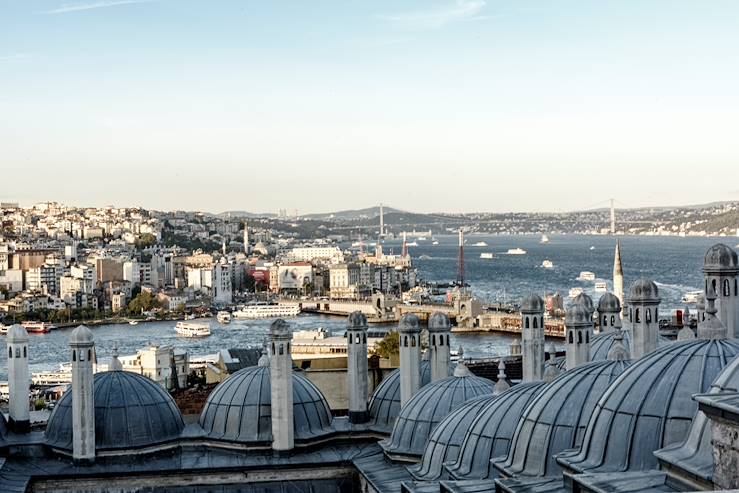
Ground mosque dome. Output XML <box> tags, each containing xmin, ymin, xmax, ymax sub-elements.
<box><xmin>590</xmin><ymin>330</ymin><xmax>632</xmax><ymax>361</ymax></box>
<box><xmin>627</xmin><ymin>279</ymin><xmax>660</xmax><ymax>303</ymax></box>
<box><xmin>597</xmin><ymin>292</ymin><xmax>621</xmax><ymax>313</ymax></box>
<box><xmin>566</xmin><ymin>303</ymin><xmax>592</xmax><ymax>326</ymax></box>
<box><xmin>521</xmin><ymin>293</ymin><xmax>545</xmax><ymax>313</ymax></box>
<box><xmin>573</xmin><ymin>293</ymin><xmax>594</xmax><ymax>313</ymax></box>
<box><xmin>409</xmin><ymin>394</ymin><xmax>496</xmax><ymax>480</ymax></box>
<box><xmin>557</xmin><ymin>338</ymin><xmax>739</xmax><ymax>475</ymax></box>
<box><xmin>45</xmin><ymin>371</ymin><xmax>184</xmax><ymax>453</ymax></box>
<box><xmin>428</xmin><ymin>312</ymin><xmax>451</xmax><ymax>332</ymax></box>
<box><xmin>199</xmin><ymin>364</ymin><xmax>333</xmax><ymax>445</ymax></box>
<box><xmin>398</xmin><ymin>314</ymin><xmax>421</xmax><ymax>333</ymax></box>
<box><xmin>347</xmin><ymin>311</ymin><xmax>368</xmax><ymax>329</ymax></box>
<box><xmin>703</xmin><ymin>243</ymin><xmax>739</xmax><ymax>274</ymax></box>
<box><xmin>380</xmin><ymin>366</ymin><xmax>495</xmax><ymax>460</ymax></box>
<box><xmin>69</xmin><ymin>324</ymin><xmax>93</xmax><ymax>344</ymax></box>
<box><xmin>446</xmin><ymin>382</ymin><xmax>546</xmax><ymax>480</ymax></box>
<box><xmin>6</xmin><ymin>324</ymin><xmax>29</xmax><ymax>343</ymax></box>
<box><xmin>495</xmin><ymin>359</ymin><xmax>630</xmax><ymax>478</ymax></box>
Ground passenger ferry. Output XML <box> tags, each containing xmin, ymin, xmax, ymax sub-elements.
<box><xmin>474</xmin><ymin>241</ymin><xmax>488</xmax><ymax>247</ymax></box>
<box><xmin>432</xmin><ymin>240</ymin><xmax>439</xmax><ymax>245</ymax></box>
<box><xmin>594</xmin><ymin>280</ymin><xmax>608</xmax><ymax>293</ymax></box>
<box><xmin>232</xmin><ymin>303</ymin><xmax>301</xmax><ymax>320</ymax></box>
<box><xmin>577</xmin><ymin>271</ymin><xmax>596</xmax><ymax>282</ymax></box>
<box><xmin>216</xmin><ymin>311</ymin><xmax>231</xmax><ymax>324</ymax></box>
<box><xmin>480</xmin><ymin>253</ymin><xmax>495</xmax><ymax>259</ymax></box>
<box><xmin>540</xmin><ymin>234</ymin><xmax>550</xmax><ymax>244</ymax></box>
<box><xmin>542</xmin><ymin>260</ymin><xmax>554</xmax><ymax>269</ymax></box>
<box><xmin>175</xmin><ymin>322</ymin><xmax>211</xmax><ymax>338</ymax></box>
<box><xmin>22</xmin><ymin>321</ymin><xmax>54</xmax><ymax>333</ymax></box>
<box><xmin>569</xmin><ymin>287</ymin><xmax>584</xmax><ymax>299</ymax></box>
<box><xmin>506</xmin><ymin>248</ymin><xmax>527</xmax><ymax>255</ymax></box>
<box><xmin>681</xmin><ymin>290</ymin><xmax>703</xmax><ymax>304</ymax></box>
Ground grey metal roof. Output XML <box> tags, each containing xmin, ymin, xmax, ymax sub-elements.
<box><xmin>380</xmin><ymin>372</ymin><xmax>495</xmax><ymax>460</ymax></box>
<box><xmin>572</xmin><ymin>293</ymin><xmax>594</xmax><ymax>313</ymax></box>
<box><xmin>45</xmin><ymin>370</ymin><xmax>184</xmax><ymax>452</ymax></box>
<box><xmin>199</xmin><ymin>365</ymin><xmax>333</xmax><ymax>444</ymax></box>
<box><xmin>445</xmin><ymin>382</ymin><xmax>546</xmax><ymax>480</ymax></box>
<box><xmin>521</xmin><ymin>293</ymin><xmax>544</xmax><ymax>313</ymax></box>
<box><xmin>494</xmin><ymin>359</ymin><xmax>630</xmax><ymax>478</ymax></box>
<box><xmin>409</xmin><ymin>394</ymin><xmax>496</xmax><ymax>480</ymax></box>
<box><xmin>590</xmin><ymin>329</ymin><xmax>633</xmax><ymax>361</ymax></box>
<box><xmin>557</xmin><ymin>338</ymin><xmax>739</xmax><ymax>475</ymax></box>
<box><xmin>596</xmin><ymin>292</ymin><xmax>621</xmax><ymax>313</ymax></box>
<box><xmin>224</xmin><ymin>348</ymin><xmax>262</xmax><ymax>374</ymax></box>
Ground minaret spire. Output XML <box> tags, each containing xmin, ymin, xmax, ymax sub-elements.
<box><xmin>613</xmin><ymin>241</ymin><xmax>624</xmax><ymax>310</ymax></box>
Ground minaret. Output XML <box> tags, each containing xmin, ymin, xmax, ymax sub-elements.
<box><xmin>521</xmin><ymin>293</ymin><xmax>545</xmax><ymax>382</ymax></box>
<box><xmin>243</xmin><ymin>221</ymin><xmax>250</xmax><ymax>254</ymax></box>
<box><xmin>398</xmin><ymin>314</ymin><xmax>422</xmax><ymax>407</ymax></box>
<box><xmin>703</xmin><ymin>244</ymin><xmax>739</xmax><ymax>338</ymax></box>
<box><xmin>70</xmin><ymin>325</ymin><xmax>95</xmax><ymax>464</ymax></box>
<box><xmin>613</xmin><ymin>241</ymin><xmax>624</xmax><ymax>310</ymax></box>
<box><xmin>222</xmin><ymin>240</ymin><xmax>227</xmax><ymax>256</ymax></box>
<box><xmin>597</xmin><ymin>292</ymin><xmax>621</xmax><ymax>333</ymax></box>
<box><xmin>698</xmin><ymin>286</ymin><xmax>727</xmax><ymax>340</ymax></box>
<box><xmin>457</xmin><ymin>230</ymin><xmax>465</xmax><ymax>286</ymax></box>
<box><xmin>697</xmin><ymin>293</ymin><xmax>706</xmax><ymax>324</ymax></box>
<box><xmin>269</xmin><ymin>319</ymin><xmax>294</xmax><ymax>452</ymax></box>
<box><xmin>7</xmin><ymin>324</ymin><xmax>30</xmax><ymax>433</ymax></box>
<box><xmin>379</xmin><ymin>203</ymin><xmax>385</xmax><ymax>237</ymax></box>
<box><xmin>402</xmin><ymin>232</ymin><xmax>408</xmax><ymax>258</ymax></box>
<box><xmin>565</xmin><ymin>303</ymin><xmax>592</xmax><ymax>370</ymax></box>
<box><xmin>427</xmin><ymin>312</ymin><xmax>451</xmax><ymax>382</ymax></box>
<box><xmin>346</xmin><ymin>311</ymin><xmax>369</xmax><ymax>423</ymax></box>
<box><xmin>626</xmin><ymin>279</ymin><xmax>661</xmax><ymax>360</ymax></box>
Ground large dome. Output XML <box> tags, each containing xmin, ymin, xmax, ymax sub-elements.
<box><xmin>409</xmin><ymin>394</ymin><xmax>496</xmax><ymax>480</ymax></box>
<box><xmin>703</xmin><ymin>243</ymin><xmax>739</xmax><ymax>274</ymax></box>
<box><xmin>199</xmin><ymin>365</ymin><xmax>333</xmax><ymax>445</ymax></box>
<box><xmin>380</xmin><ymin>367</ymin><xmax>494</xmax><ymax>460</ymax></box>
<box><xmin>558</xmin><ymin>338</ymin><xmax>739</xmax><ymax>475</ymax></box>
<box><xmin>495</xmin><ymin>360</ymin><xmax>630</xmax><ymax>479</ymax></box>
<box><xmin>446</xmin><ymin>382</ymin><xmax>547</xmax><ymax>480</ymax></box>
<box><xmin>45</xmin><ymin>371</ymin><xmax>184</xmax><ymax>453</ymax></box>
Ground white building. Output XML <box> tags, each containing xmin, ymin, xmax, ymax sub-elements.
<box><xmin>287</xmin><ymin>246</ymin><xmax>343</xmax><ymax>263</ymax></box>
<box><xmin>119</xmin><ymin>345</ymin><xmax>189</xmax><ymax>390</ymax></box>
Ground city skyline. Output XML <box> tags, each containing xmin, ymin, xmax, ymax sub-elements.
<box><xmin>3</xmin><ymin>0</ymin><xmax>739</xmax><ymax>212</ymax></box>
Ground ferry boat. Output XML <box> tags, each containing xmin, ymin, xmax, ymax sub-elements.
<box><xmin>22</xmin><ymin>321</ymin><xmax>54</xmax><ymax>333</ymax></box>
<box><xmin>589</xmin><ymin>246</ymin><xmax>596</xmax><ymax>250</ymax></box>
<box><xmin>418</xmin><ymin>237</ymin><xmax>427</xmax><ymax>241</ymax></box>
<box><xmin>128</xmin><ymin>320</ymin><xmax>139</xmax><ymax>326</ymax></box>
<box><xmin>216</xmin><ymin>311</ymin><xmax>231</xmax><ymax>324</ymax></box>
<box><xmin>594</xmin><ymin>280</ymin><xmax>608</xmax><ymax>292</ymax></box>
<box><xmin>232</xmin><ymin>303</ymin><xmax>301</xmax><ymax>320</ymax></box>
<box><xmin>569</xmin><ymin>287</ymin><xmax>584</xmax><ymax>299</ymax></box>
<box><xmin>432</xmin><ymin>240</ymin><xmax>439</xmax><ymax>245</ymax></box>
<box><xmin>474</xmin><ymin>241</ymin><xmax>488</xmax><ymax>247</ymax></box>
<box><xmin>175</xmin><ymin>321</ymin><xmax>211</xmax><ymax>338</ymax></box>
<box><xmin>540</xmin><ymin>234</ymin><xmax>550</xmax><ymax>244</ymax></box>
<box><xmin>542</xmin><ymin>260</ymin><xmax>554</xmax><ymax>269</ymax></box>
<box><xmin>506</xmin><ymin>248</ymin><xmax>527</xmax><ymax>255</ymax></box>
<box><xmin>406</xmin><ymin>241</ymin><xmax>419</xmax><ymax>247</ymax></box>
<box><xmin>577</xmin><ymin>271</ymin><xmax>596</xmax><ymax>282</ymax></box>
<box><xmin>681</xmin><ymin>290</ymin><xmax>703</xmax><ymax>304</ymax></box>
<box><xmin>480</xmin><ymin>253</ymin><xmax>495</xmax><ymax>259</ymax></box>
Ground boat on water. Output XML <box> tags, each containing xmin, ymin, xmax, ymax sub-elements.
<box><xmin>506</xmin><ymin>248</ymin><xmax>527</xmax><ymax>255</ymax></box>
<box><xmin>406</xmin><ymin>241</ymin><xmax>419</xmax><ymax>247</ymax></box>
<box><xmin>232</xmin><ymin>303</ymin><xmax>301</xmax><ymax>319</ymax></box>
<box><xmin>175</xmin><ymin>321</ymin><xmax>211</xmax><ymax>338</ymax></box>
<box><xmin>22</xmin><ymin>321</ymin><xmax>54</xmax><ymax>333</ymax></box>
<box><xmin>569</xmin><ymin>287</ymin><xmax>584</xmax><ymax>298</ymax></box>
<box><xmin>542</xmin><ymin>260</ymin><xmax>554</xmax><ymax>269</ymax></box>
<box><xmin>594</xmin><ymin>280</ymin><xmax>608</xmax><ymax>292</ymax></box>
<box><xmin>589</xmin><ymin>246</ymin><xmax>596</xmax><ymax>250</ymax></box>
<box><xmin>418</xmin><ymin>236</ymin><xmax>427</xmax><ymax>241</ymax></box>
<box><xmin>540</xmin><ymin>234</ymin><xmax>550</xmax><ymax>244</ymax></box>
<box><xmin>577</xmin><ymin>271</ymin><xmax>596</xmax><ymax>281</ymax></box>
<box><xmin>474</xmin><ymin>241</ymin><xmax>488</xmax><ymax>247</ymax></box>
<box><xmin>432</xmin><ymin>240</ymin><xmax>439</xmax><ymax>245</ymax></box>
<box><xmin>681</xmin><ymin>290</ymin><xmax>703</xmax><ymax>304</ymax></box>
<box><xmin>217</xmin><ymin>311</ymin><xmax>231</xmax><ymax>324</ymax></box>
<box><xmin>480</xmin><ymin>253</ymin><xmax>495</xmax><ymax>259</ymax></box>
<box><xmin>128</xmin><ymin>320</ymin><xmax>139</xmax><ymax>326</ymax></box>
<box><xmin>418</xmin><ymin>255</ymin><xmax>432</xmax><ymax>260</ymax></box>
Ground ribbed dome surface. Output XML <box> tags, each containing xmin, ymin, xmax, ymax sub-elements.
<box><xmin>628</xmin><ymin>279</ymin><xmax>660</xmax><ymax>302</ymax></box>
<box><xmin>590</xmin><ymin>330</ymin><xmax>633</xmax><ymax>361</ymax></box>
<box><xmin>446</xmin><ymin>382</ymin><xmax>546</xmax><ymax>480</ymax></box>
<box><xmin>573</xmin><ymin>293</ymin><xmax>594</xmax><ymax>313</ymax></box>
<box><xmin>521</xmin><ymin>293</ymin><xmax>544</xmax><ymax>313</ymax></box>
<box><xmin>199</xmin><ymin>365</ymin><xmax>333</xmax><ymax>444</ymax></box>
<box><xmin>558</xmin><ymin>338</ymin><xmax>739</xmax><ymax>474</ymax></box>
<box><xmin>703</xmin><ymin>243</ymin><xmax>739</xmax><ymax>273</ymax></box>
<box><xmin>597</xmin><ymin>292</ymin><xmax>621</xmax><ymax>313</ymax></box>
<box><xmin>495</xmin><ymin>360</ymin><xmax>630</xmax><ymax>478</ymax></box>
<box><xmin>565</xmin><ymin>303</ymin><xmax>591</xmax><ymax>326</ymax></box>
<box><xmin>409</xmin><ymin>394</ymin><xmax>496</xmax><ymax>480</ymax></box>
<box><xmin>381</xmin><ymin>372</ymin><xmax>495</xmax><ymax>459</ymax></box>
<box><xmin>45</xmin><ymin>371</ymin><xmax>184</xmax><ymax>452</ymax></box>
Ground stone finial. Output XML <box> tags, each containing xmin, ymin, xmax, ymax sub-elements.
<box><xmin>458</xmin><ymin>346</ymin><xmax>464</xmax><ymax>360</ymax></box>
<box><xmin>494</xmin><ymin>360</ymin><xmax>511</xmax><ymax>395</ymax></box>
<box><xmin>509</xmin><ymin>339</ymin><xmax>521</xmax><ymax>356</ymax></box>
<box><xmin>258</xmin><ymin>348</ymin><xmax>269</xmax><ymax>367</ymax></box>
<box><xmin>453</xmin><ymin>360</ymin><xmax>472</xmax><ymax>377</ymax></box>
<box><xmin>698</xmin><ymin>286</ymin><xmax>727</xmax><ymax>340</ymax></box>
<box><xmin>110</xmin><ymin>346</ymin><xmax>123</xmax><ymax>371</ymax></box>
<box><xmin>607</xmin><ymin>328</ymin><xmax>630</xmax><ymax>361</ymax></box>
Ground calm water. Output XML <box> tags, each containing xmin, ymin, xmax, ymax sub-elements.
<box><xmin>1</xmin><ymin>234</ymin><xmax>734</xmax><ymax>379</ymax></box>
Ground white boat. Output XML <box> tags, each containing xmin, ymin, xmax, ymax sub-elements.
<box><xmin>22</xmin><ymin>321</ymin><xmax>54</xmax><ymax>333</ymax></box>
<box><xmin>418</xmin><ymin>255</ymin><xmax>432</xmax><ymax>260</ymax></box>
<box><xmin>595</xmin><ymin>280</ymin><xmax>608</xmax><ymax>292</ymax></box>
<box><xmin>480</xmin><ymin>253</ymin><xmax>494</xmax><ymax>259</ymax></box>
<box><xmin>232</xmin><ymin>303</ymin><xmax>301</xmax><ymax>319</ymax></box>
<box><xmin>540</xmin><ymin>234</ymin><xmax>550</xmax><ymax>244</ymax></box>
<box><xmin>128</xmin><ymin>320</ymin><xmax>139</xmax><ymax>326</ymax></box>
<box><xmin>577</xmin><ymin>271</ymin><xmax>596</xmax><ymax>281</ymax></box>
<box><xmin>432</xmin><ymin>240</ymin><xmax>439</xmax><ymax>245</ymax></box>
<box><xmin>681</xmin><ymin>290</ymin><xmax>703</xmax><ymax>304</ymax></box>
<box><xmin>216</xmin><ymin>311</ymin><xmax>231</xmax><ymax>324</ymax></box>
<box><xmin>569</xmin><ymin>287</ymin><xmax>584</xmax><ymax>298</ymax></box>
<box><xmin>418</xmin><ymin>237</ymin><xmax>427</xmax><ymax>241</ymax></box>
<box><xmin>175</xmin><ymin>321</ymin><xmax>211</xmax><ymax>338</ymax></box>
<box><xmin>542</xmin><ymin>260</ymin><xmax>554</xmax><ymax>269</ymax></box>
<box><xmin>506</xmin><ymin>248</ymin><xmax>527</xmax><ymax>255</ymax></box>
<box><xmin>589</xmin><ymin>246</ymin><xmax>596</xmax><ymax>250</ymax></box>
<box><xmin>474</xmin><ymin>241</ymin><xmax>488</xmax><ymax>247</ymax></box>
<box><xmin>407</xmin><ymin>241</ymin><xmax>419</xmax><ymax>247</ymax></box>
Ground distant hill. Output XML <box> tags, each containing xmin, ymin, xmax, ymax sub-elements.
<box><xmin>303</xmin><ymin>206</ymin><xmax>404</xmax><ymax>221</ymax></box>
<box><xmin>216</xmin><ymin>211</ymin><xmax>276</xmax><ymax>219</ymax></box>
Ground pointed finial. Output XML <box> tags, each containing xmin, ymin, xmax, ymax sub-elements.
<box><xmin>494</xmin><ymin>359</ymin><xmax>511</xmax><ymax>395</ymax></box>
<box><xmin>110</xmin><ymin>346</ymin><xmax>123</xmax><ymax>371</ymax></box>
<box><xmin>497</xmin><ymin>359</ymin><xmax>507</xmax><ymax>378</ymax></box>
<box><xmin>453</xmin><ymin>360</ymin><xmax>472</xmax><ymax>377</ymax></box>
<box><xmin>607</xmin><ymin>327</ymin><xmax>630</xmax><ymax>361</ymax></box>
<box><xmin>458</xmin><ymin>345</ymin><xmax>464</xmax><ymax>360</ymax></box>
<box><xmin>697</xmin><ymin>285</ymin><xmax>726</xmax><ymax>340</ymax></box>
<box><xmin>258</xmin><ymin>347</ymin><xmax>270</xmax><ymax>367</ymax></box>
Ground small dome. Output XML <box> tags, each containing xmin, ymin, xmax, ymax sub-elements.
<box><xmin>347</xmin><ymin>311</ymin><xmax>368</xmax><ymax>329</ymax></box>
<box><xmin>45</xmin><ymin>371</ymin><xmax>184</xmax><ymax>452</ymax></box>
<box><xmin>199</xmin><ymin>365</ymin><xmax>333</xmax><ymax>445</ymax></box>
<box><xmin>398</xmin><ymin>314</ymin><xmax>421</xmax><ymax>333</ymax></box>
<box><xmin>446</xmin><ymin>382</ymin><xmax>547</xmax><ymax>480</ymax></box>
<box><xmin>573</xmin><ymin>293</ymin><xmax>594</xmax><ymax>313</ymax></box>
<box><xmin>703</xmin><ymin>243</ymin><xmax>739</xmax><ymax>273</ymax></box>
<box><xmin>566</xmin><ymin>303</ymin><xmax>592</xmax><ymax>326</ymax></box>
<box><xmin>558</xmin><ymin>338</ymin><xmax>739</xmax><ymax>475</ymax></box>
<box><xmin>381</xmin><ymin>373</ymin><xmax>495</xmax><ymax>459</ymax></box>
<box><xmin>269</xmin><ymin>318</ymin><xmax>291</xmax><ymax>338</ymax></box>
<box><xmin>495</xmin><ymin>360</ymin><xmax>630</xmax><ymax>478</ymax></box>
<box><xmin>409</xmin><ymin>394</ymin><xmax>495</xmax><ymax>480</ymax></box>
<box><xmin>590</xmin><ymin>329</ymin><xmax>632</xmax><ymax>361</ymax></box>
<box><xmin>6</xmin><ymin>324</ymin><xmax>28</xmax><ymax>343</ymax></box>
<box><xmin>428</xmin><ymin>312</ymin><xmax>451</xmax><ymax>332</ymax></box>
<box><xmin>521</xmin><ymin>293</ymin><xmax>545</xmax><ymax>313</ymax></box>
<box><xmin>597</xmin><ymin>292</ymin><xmax>621</xmax><ymax>313</ymax></box>
<box><xmin>69</xmin><ymin>324</ymin><xmax>93</xmax><ymax>344</ymax></box>
<box><xmin>627</xmin><ymin>279</ymin><xmax>660</xmax><ymax>303</ymax></box>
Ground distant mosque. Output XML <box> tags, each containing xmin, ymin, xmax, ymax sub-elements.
<box><xmin>1</xmin><ymin>243</ymin><xmax>739</xmax><ymax>492</ymax></box>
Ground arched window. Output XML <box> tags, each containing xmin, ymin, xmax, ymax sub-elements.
<box><xmin>287</xmin><ymin>342</ymin><xmax>291</xmax><ymax>351</ymax></box>
<box><xmin>411</xmin><ymin>336</ymin><xmax>416</xmax><ymax>347</ymax></box>
<box><xmin>568</xmin><ymin>332</ymin><xmax>573</xmax><ymax>343</ymax></box>
<box><xmin>363</xmin><ymin>334</ymin><xmax>366</xmax><ymax>343</ymax></box>
<box><xmin>735</xmin><ymin>278</ymin><xmax>738</xmax><ymax>296</ymax></box>
<box><xmin>279</xmin><ymin>344</ymin><xmax>284</xmax><ymax>355</ymax></box>
<box><xmin>534</xmin><ymin>317</ymin><xmax>539</xmax><ymax>328</ymax></box>
<box><xmin>525</xmin><ymin>317</ymin><xmax>530</xmax><ymax>329</ymax></box>
<box><xmin>8</xmin><ymin>347</ymin><xmax>12</xmax><ymax>358</ymax></box>
<box><xmin>603</xmin><ymin>315</ymin><xmax>608</xmax><ymax>326</ymax></box>
<box><xmin>629</xmin><ymin>308</ymin><xmax>633</xmax><ymax>322</ymax></box>
<box><xmin>635</xmin><ymin>308</ymin><xmax>641</xmax><ymax>323</ymax></box>
<box><xmin>440</xmin><ymin>336</ymin><xmax>444</xmax><ymax>346</ymax></box>
<box><xmin>446</xmin><ymin>335</ymin><xmax>450</xmax><ymax>345</ymax></box>
<box><xmin>712</xmin><ymin>279</ymin><xmax>717</xmax><ymax>293</ymax></box>
<box><xmin>611</xmin><ymin>315</ymin><xmax>615</xmax><ymax>325</ymax></box>
<box><xmin>586</xmin><ymin>331</ymin><xmax>590</xmax><ymax>343</ymax></box>
<box><xmin>88</xmin><ymin>349</ymin><xmax>92</xmax><ymax>361</ymax></box>
<box><xmin>272</xmin><ymin>342</ymin><xmax>275</xmax><ymax>354</ymax></box>
<box><xmin>23</xmin><ymin>346</ymin><xmax>26</xmax><ymax>358</ymax></box>
<box><xmin>646</xmin><ymin>308</ymin><xmax>652</xmax><ymax>323</ymax></box>
<box><xmin>404</xmin><ymin>336</ymin><xmax>408</xmax><ymax>347</ymax></box>
<box><xmin>72</xmin><ymin>350</ymin><xmax>76</xmax><ymax>362</ymax></box>
<box><xmin>724</xmin><ymin>279</ymin><xmax>731</xmax><ymax>297</ymax></box>
<box><xmin>349</xmin><ymin>334</ymin><xmax>353</xmax><ymax>344</ymax></box>
<box><xmin>432</xmin><ymin>335</ymin><xmax>436</xmax><ymax>346</ymax></box>
<box><xmin>578</xmin><ymin>331</ymin><xmax>583</xmax><ymax>344</ymax></box>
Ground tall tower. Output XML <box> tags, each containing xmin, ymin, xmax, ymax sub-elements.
<box><xmin>613</xmin><ymin>241</ymin><xmax>624</xmax><ymax>309</ymax></box>
<box><xmin>610</xmin><ymin>198</ymin><xmax>616</xmax><ymax>235</ymax></box>
<box><xmin>457</xmin><ymin>230</ymin><xmax>465</xmax><ymax>286</ymax></box>
<box><xmin>626</xmin><ymin>279</ymin><xmax>661</xmax><ymax>359</ymax></box>
<box><xmin>7</xmin><ymin>324</ymin><xmax>30</xmax><ymax>433</ymax></box>
<box><xmin>703</xmin><ymin>244</ymin><xmax>739</xmax><ymax>338</ymax></box>
<box><xmin>379</xmin><ymin>203</ymin><xmax>385</xmax><ymax>237</ymax></box>
<box><xmin>428</xmin><ymin>312</ymin><xmax>451</xmax><ymax>382</ymax></box>
<box><xmin>269</xmin><ymin>319</ymin><xmax>294</xmax><ymax>452</ymax></box>
<box><xmin>346</xmin><ymin>312</ymin><xmax>369</xmax><ymax>423</ymax></box>
<box><xmin>402</xmin><ymin>231</ymin><xmax>408</xmax><ymax>258</ymax></box>
<box><xmin>243</xmin><ymin>221</ymin><xmax>250</xmax><ymax>254</ymax></box>
<box><xmin>70</xmin><ymin>325</ymin><xmax>95</xmax><ymax>464</ymax></box>
<box><xmin>565</xmin><ymin>303</ymin><xmax>592</xmax><ymax>370</ymax></box>
<box><xmin>398</xmin><ymin>314</ymin><xmax>422</xmax><ymax>407</ymax></box>
<box><xmin>521</xmin><ymin>293</ymin><xmax>545</xmax><ymax>382</ymax></box>
<box><xmin>597</xmin><ymin>292</ymin><xmax>621</xmax><ymax>333</ymax></box>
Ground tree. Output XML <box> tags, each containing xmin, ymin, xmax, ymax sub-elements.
<box><xmin>127</xmin><ymin>291</ymin><xmax>160</xmax><ymax>315</ymax></box>
<box><xmin>135</xmin><ymin>233</ymin><xmax>157</xmax><ymax>249</ymax></box>
<box><xmin>372</xmin><ymin>331</ymin><xmax>400</xmax><ymax>359</ymax></box>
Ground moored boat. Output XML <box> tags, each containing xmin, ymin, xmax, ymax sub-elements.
<box><xmin>232</xmin><ymin>303</ymin><xmax>301</xmax><ymax>320</ymax></box>
<box><xmin>480</xmin><ymin>253</ymin><xmax>494</xmax><ymax>259</ymax></box>
<box><xmin>217</xmin><ymin>311</ymin><xmax>231</xmax><ymax>324</ymax></box>
<box><xmin>681</xmin><ymin>290</ymin><xmax>703</xmax><ymax>304</ymax></box>
<box><xmin>577</xmin><ymin>271</ymin><xmax>596</xmax><ymax>281</ymax></box>
<box><xmin>22</xmin><ymin>321</ymin><xmax>54</xmax><ymax>333</ymax></box>
<box><xmin>540</xmin><ymin>234</ymin><xmax>550</xmax><ymax>244</ymax></box>
<box><xmin>594</xmin><ymin>280</ymin><xmax>608</xmax><ymax>292</ymax></box>
<box><xmin>175</xmin><ymin>321</ymin><xmax>211</xmax><ymax>338</ymax></box>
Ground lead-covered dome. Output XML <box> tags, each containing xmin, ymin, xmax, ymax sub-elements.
<box><xmin>380</xmin><ymin>366</ymin><xmax>494</xmax><ymax>460</ymax></box>
<box><xmin>495</xmin><ymin>360</ymin><xmax>630</xmax><ymax>479</ymax></box>
<box><xmin>628</xmin><ymin>279</ymin><xmax>660</xmax><ymax>302</ymax></box>
<box><xmin>597</xmin><ymin>292</ymin><xmax>621</xmax><ymax>313</ymax></box>
<box><xmin>590</xmin><ymin>329</ymin><xmax>632</xmax><ymax>361</ymax></box>
<box><xmin>199</xmin><ymin>365</ymin><xmax>333</xmax><ymax>445</ymax></box>
<box><xmin>521</xmin><ymin>293</ymin><xmax>545</xmax><ymax>313</ymax></box>
<box><xmin>428</xmin><ymin>312</ymin><xmax>451</xmax><ymax>332</ymax></box>
<box><xmin>446</xmin><ymin>382</ymin><xmax>546</xmax><ymax>480</ymax></box>
<box><xmin>566</xmin><ymin>303</ymin><xmax>592</xmax><ymax>326</ymax></box>
<box><xmin>558</xmin><ymin>338</ymin><xmax>739</xmax><ymax>475</ymax></box>
<box><xmin>703</xmin><ymin>243</ymin><xmax>739</xmax><ymax>274</ymax></box>
<box><xmin>46</xmin><ymin>371</ymin><xmax>184</xmax><ymax>453</ymax></box>
<box><xmin>573</xmin><ymin>293</ymin><xmax>594</xmax><ymax>314</ymax></box>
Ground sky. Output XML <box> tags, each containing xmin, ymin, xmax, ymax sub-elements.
<box><xmin>1</xmin><ymin>0</ymin><xmax>738</xmax><ymax>214</ymax></box>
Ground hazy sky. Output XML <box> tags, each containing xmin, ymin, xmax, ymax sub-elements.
<box><xmin>2</xmin><ymin>1</ymin><xmax>738</xmax><ymax>214</ymax></box>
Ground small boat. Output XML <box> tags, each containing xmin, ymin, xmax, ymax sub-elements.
<box><xmin>681</xmin><ymin>290</ymin><xmax>703</xmax><ymax>304</ymax></box>
<box><xmin>569</xmin><ymin>287</ymin><xmax>584</xmax><ymax>299</ymax></box>
<box><xmin>474</xmin><ymin>241</ymin><xmax>488</xmax><ymax>247</ymax></box>
<box><xmin>589</xmin><ymin>246</ymin><xmax>596</xmax><ymax>250</ymax></box>
<box><xmin>577</xmin><ymin>271</ymin><xmax>596</xmax><ymax>282</ymax></box>
<box><xmin>418</xmin><ymin>255</ymin><xmax>432</xmax><ymax>260</ymax></box>
<box><xmin>22</xmin><ymin>321</ymin><xmax>54</xmax><ymax>333</ymax></box>
<box><xmin>175</xmin><ymin>321</ymin><xmax>211</xmax><ymax>338</ymax></box>
<box><xmin>506</xmin><ymin>248</ymin><xmax>527</xmax><ymax>255</ymax></box>
<box><xmin>594</xmin><ymin>280</ymin><xmax>608</xmax><ymax>292</ymax></box>
<box><xmin>217</xmin><ymin>311</ymin><xmax>231</xmax><ymax>324</ymax></box>
<box><xmin>432</xmin><ymin>240</ymin><xmax>439</xmax><ymax>245</ymax></box>
<box><xmin>407</xmin><ymin>241</ymin><xmax>419</xmax><ymax>247</ymax></box>
<box><xmin>540</xmin><ymin>234</ymin><xmax>550</xmax><ymax>244</ymax></box>
<box><xmin>480</xmin><ymin>253</ymin><xmax>494</xmax><ymax>259</ymax></box>
<box><xmin>128</xmin><ymin>320</ymin><xmax>139</xmax><ymax>326</ymax></box>
<box><xmin>542</xmin><ymin>260</ymin><xmax>554</xmax><ymax>269</ymax></box>
<box><xmin>418</xmin><ymin>237</ymin><xmax>427</xmax><ymax>241</ymax></box>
